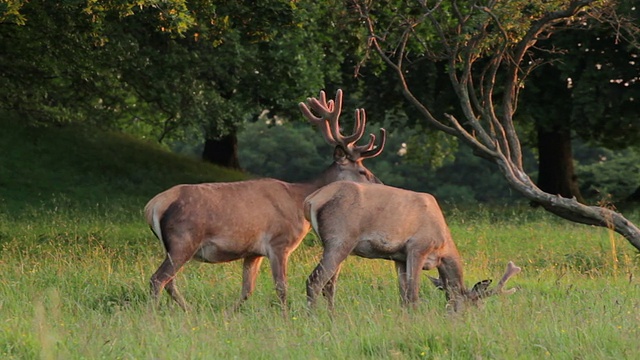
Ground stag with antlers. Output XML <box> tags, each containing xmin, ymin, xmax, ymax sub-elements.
<box><xmin>304</xmin><ymin>181</ymin><xmax>521</xmax><ymax>311</ymax></box>
<box><xmin>144</xmin><ymin>90</ymin><xmax>386</xmax><ymax>312</ymax></box>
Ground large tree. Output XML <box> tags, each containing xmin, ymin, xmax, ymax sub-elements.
<box><xmin>519</xmin><ymin>0</ymin><xmax>640</xmax><ymax>202</ymax></box>
<box><xmin>0</xmin><ymin>1</ymin><xmax>345</xmax><ymax>168</ymax></box>
<box><xmin>354</xmin><ymin>0</ymin><xmax>640</xmax><ymax>250</ymax></box>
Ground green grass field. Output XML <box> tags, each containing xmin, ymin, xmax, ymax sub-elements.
<box><xmin>1</xmin><ymin>116</ymin><xmax>639</xmax><ymax>359</ymax></box>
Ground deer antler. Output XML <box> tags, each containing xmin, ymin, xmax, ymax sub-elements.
<box><xmin>350</xmin><ymin>108</ymin><xmax>387</xmax><ymax>159</ymax></box>
<box><xmin>298</xmin><ymin>90</ymin><xmax>341</xmax><ymax>146</ymax></box>
<box><xmin>299</xmin><ymin>89</ymin><xmax>386</xmax><ymax>160</ymax></box>
<box><xmin>481</xmin><ymin>261</ymin><xmax>522</xmax><ymax>298</ymax></box>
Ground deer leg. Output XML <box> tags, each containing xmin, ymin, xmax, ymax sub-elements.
<box><xmin>268</xmin><ymin>252</ymin><xmax>290</xmax><ymax>311</ymax></box>
<box><xmin>307</xmin><ymin>246</ymin><xmax>350</xmax><ymax>309</ymax></box>
<box><xmin>395</xmin><ymin>261</ymin><xmax>409</xmax><ymax>306</ymax></box>
<box><xmin>150</xmin><ymin>253</ymin><xmax>192</xmax><ymax>311</ymax></box>
<box><xmin>232</xmin><ymin>255</ymin><xmax>264</xmax><ymax>311</ymax></box>
<box><xmin>405</xmin><ymin>252</ymin><xmax>426</xmax><ymax>306</ymax></box>
<box><xmin>321</xmin><ymin>263</ymin><xmax>343</xmax><ymax>312</ymax></box>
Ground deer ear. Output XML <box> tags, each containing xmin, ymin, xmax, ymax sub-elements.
<box><xmin>471</xmin><ymin>279</ymin><xmax>492</xmax><ymax>296</ymax></box>
<box><xmin>333</xmin><ymin>146</ymin><xmax>348</xmax><ymax>163</ymax></box>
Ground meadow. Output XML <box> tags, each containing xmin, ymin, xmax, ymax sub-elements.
<box><xmin>1</xmin><ymin>203</ymin><xmax>639</xmax><ymax>359</ymax></box>
<box><xmin>1</xmin><ymin>118</ymin><xmax>639</xmax><ymax>359</ymax></box>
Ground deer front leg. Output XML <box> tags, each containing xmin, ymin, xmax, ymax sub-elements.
<box><xmin>232</xmin><ymin>255</ymin><xmax>264</xmax><ymax>312</ymax></box>
<box><xmin>404</xmin><ymin>252</ymin><xmax>427</xmax><ymax>306</ymax></box>
<box><xmin>395</xmin><ymin>261</ymin><xmax>409</xmax><ymax>306</ymax></box>
<box><xmin>268</xmin><ymin>251</ymin><xmax>290</xmax><ymax>312</ymax></box>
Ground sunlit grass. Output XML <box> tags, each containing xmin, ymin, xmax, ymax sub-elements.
<box><xmin>1</xmin><ymin>205</ymin><xmax>639</xmax><ymax>359</ymax></box>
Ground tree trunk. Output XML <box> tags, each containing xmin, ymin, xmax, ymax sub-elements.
<box><xmin>536</xmin><ymin>127</ymin><xmax>585</xmax><ymax>203</ymax></box>
<box><xmin>202</xmin><ymin>132</ymin><xmax>241</xmax><ymax>170</ymax></box>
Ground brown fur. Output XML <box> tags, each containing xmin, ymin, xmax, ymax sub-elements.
<box><xmin>304</xmin><ymin>181</ymin><xmax>519</xmax><ymax>311</ymax></box>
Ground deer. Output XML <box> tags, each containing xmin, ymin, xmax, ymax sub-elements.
<box><xmin>303</xmin><ymin>181</ymin><xmax>521</xmax><ymax>312</ymax></box>
<box><xmin>144</xmin><ymin>89</ymin><xmax>387</xmax><ymax>312</ymax></box>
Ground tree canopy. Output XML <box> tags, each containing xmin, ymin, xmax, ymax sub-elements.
<box><xmin>0</xmin><ymin>0</ymin><xmax>349</xmax><ymax>144</ymax></box>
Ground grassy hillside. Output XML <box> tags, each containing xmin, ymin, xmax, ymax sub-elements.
<box><xmin>0</xmin><ymin>115</ymin><xmax>246</xmax><ymax>216</ymax></box>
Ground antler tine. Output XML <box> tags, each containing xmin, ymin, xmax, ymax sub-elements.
<box><xmin>299</xmin><ymin>90</ymin><xmax>339</xmax><ymax>146</ymax></box>
<box><xmin>486</xmin><ymin>261</ymin><xmax>521</xmax><ymax>297</ymax></box>
<box><xmin>350</xmin><ymin>108</ymin><xmax>387</xmax><ymax>159</ymax></box>
<box><xmin>300</xmin><ymin>89</ymin><xmax>386</xmax><ymax>160</ymax></box>
<box><xmin>359</xmin><ymin>128</ymin><xmax>387</xmax><ymax>159</ymax></box>
<box><xmin>336</xmin><ymin>108</ymin><xmax>367</xmax><ymax>146</ymax></box>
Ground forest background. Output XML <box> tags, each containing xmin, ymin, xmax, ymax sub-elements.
<box><xmin>1</xmin><ymin>0</ymin><xmax>638</xmax><ymax>207</ymax></box>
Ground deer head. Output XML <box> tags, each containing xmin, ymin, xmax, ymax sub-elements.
<box><xmin>430</xmin><ymin>261</ymin><xmax>522</xmax><ymax>312</ymax></box>
<box><xmin>299</xmin><ymin>89</ymin><xmax>386</xmax><ymax>183</ymax></box>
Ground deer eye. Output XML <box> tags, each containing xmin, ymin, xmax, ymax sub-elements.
<box><xmin>359</xmin><ymin>169</ymin><xmax>368</xmax><ymax>176</ymax></box>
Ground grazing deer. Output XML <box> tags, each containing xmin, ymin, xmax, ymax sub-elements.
<box><xmin>304</xmin><ymin>181</ymin><xmax>521</xmax><ymax>311</ymax></box>
<box><xmin>145</xmin><ymin>89</ymin><xmax>386</xmax><ymax>311</ymax></box>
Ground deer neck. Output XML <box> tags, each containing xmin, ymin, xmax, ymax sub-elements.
<box><xmin>288</xmin><ymin>181</ymin><xmax>322</xmax><ymax>204</ymax></box>
<box><xmin>300</xmin><ymin>162</ymin><xmax>341</xmax><ymax>191</ymax></box>
<box><xmin>436</xmin><ymin>255</ymin><xmax>468</xmax><ymax>300</ymax></box>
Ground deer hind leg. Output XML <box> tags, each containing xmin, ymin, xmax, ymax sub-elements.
<box><xmin>232</xmin><ymin>255</ymin><xmax>264</xmax><ymax>312</ymax></box>
<box><xmin>321</xmin><ymin>263</ymin><xmax>343</xmax><ymax>312</ymax></box>
<box><xmin>307</xmin><ymin>244</ymin><xmax>350</xmax><ymax>309</ymax></box>
<box><xmin>150</xmin><ymin>252</ymin><xmax>192</xmax><ymax>310</ymax></box>
<box><xmin>150</xmin><ymin>231</ymin><xmax>200</xmax><ymax>311</ymax></box>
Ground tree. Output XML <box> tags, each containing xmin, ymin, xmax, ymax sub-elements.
<box><xmin>0</xmin><ymin>1</ymin><xmax>347</xmax><ymax>169</ymax></box>
<box><xmin>519</xmin><ymin>0</ymin><xmax>640</xmax><ymax>202</ymax></box>
<box><xmin>0</xmin><ymin>1</ymin><xmax>203</xmax><ymax>127</ymax></box>
<box><xmin>354</xmin><ymin>0</ymin><xmax>640</xmax><ymax>250</ymax></box>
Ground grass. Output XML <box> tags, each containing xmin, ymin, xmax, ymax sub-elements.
<box><xmin>1</xmin><ymin>114</ymin><xmax>640</xmax><ymax>358</ymax></box>
<box><xmin>1</xmin><ymin>206</ymin><xmax>639</xmax><ymax>359</ymax></box>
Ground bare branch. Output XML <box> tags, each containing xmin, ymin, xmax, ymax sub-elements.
<box><xmin>354</xmin><ymin>1</ymin><xmax>456</xmax><ymax>135</ymax></box>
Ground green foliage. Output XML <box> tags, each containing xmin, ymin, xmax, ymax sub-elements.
<box><xmin>0</xmin><ymin>0</ymin><xmax>27</xmax><ymax>24</ymax></box>
<box><xmin>238</xmin><ymin>120</ymin><xmax>328</xmax><ymax>182</ymax></box>
<box><xmin>0</xmin><ymin>0</ymin><xmax>349</xmax><ymax>149</ymax></box>
<box><xmin>576</xmin><ymin>146</ymin><xmax>640</xmax><ymax>203</ymax></box>
<box><xmin>403</xmin><ymin>124</ymin><xmax>458</xmax><ymax>169</ymax></box>
<box><xmin>520</xmin><ymin>0</ymin><xmax>640</xmax><ymax>149</ymax></box>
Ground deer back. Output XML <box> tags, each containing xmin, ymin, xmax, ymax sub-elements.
<box><xmin>304</xmin><ymin>181</ymin><xmax>458</xmax><ymax>256</ymax></box>
<box><xmin>146</xmin><ymin>179</ymin><xmax>313</xmax><ymax>252</ymax></box>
